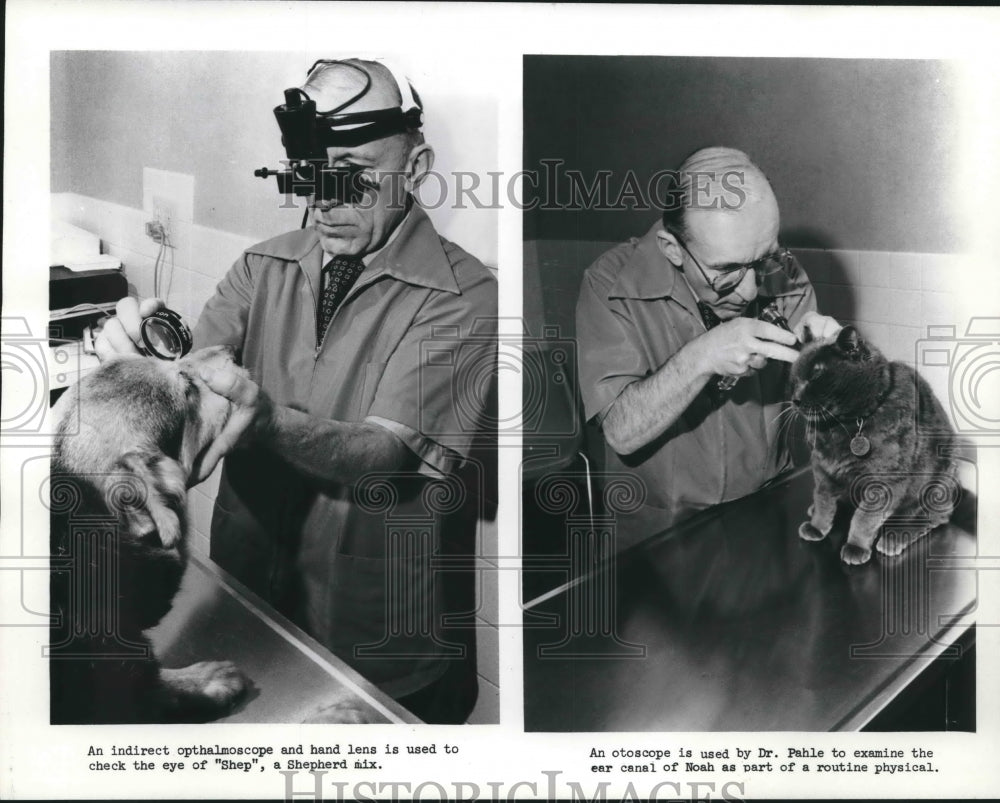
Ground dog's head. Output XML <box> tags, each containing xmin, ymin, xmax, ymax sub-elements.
<box><xmin>53</xmin><ymin>346</ymin><xmax>248</xmax><ymax>549</ymax></box>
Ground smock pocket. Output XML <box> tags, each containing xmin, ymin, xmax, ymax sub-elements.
<box><xmin>356</xmin><ymin>362</ymin><xmax>388</xmax><ymax>420</ymax></box>
<box><xmin>326</xmin><ymin>551</ymin><xmax>438</xmax><ymax>689</ymax></box>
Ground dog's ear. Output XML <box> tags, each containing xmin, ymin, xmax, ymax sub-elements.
<box><xmin>105</xmin><ymin>450</ymin><xmax>188</xmax><ymax>549</ymax></box>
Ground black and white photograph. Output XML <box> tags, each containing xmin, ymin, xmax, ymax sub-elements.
<box><xmin>521</xmin><ymin>55</ymin><xmax>984</xmax><ymax>732</ymax></box>
<box><xmin>2</xmin><ymin>3</ymin><xmax>1000</xmax><ymax>802</ymax></box>
<box><xmin>42</xmin><ymin>49</ymin><xmax>499</xmax><ymax>727</ymax></box>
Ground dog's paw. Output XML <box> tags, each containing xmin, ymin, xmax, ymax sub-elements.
<box><xmin>840</xmin><ymin>543</ymin><xmax>872</xmax><ymax>565</ymax></box>
<box><xmin>302</xmin><ymin>698</ymin><xmax>382</xmax><ymax>724</ymax></box>
<box><xmin>798</xmin><ymin>521</ymin><xmax>828</xmax><ymax>542</ymax></box>
<box><xmin>162</xmin><ymin>661</ymin><xmax>247</xmax><ymax>708</ymax></box>
<box><xmin>198</xmin><ymin>661</ymin><xmax>247</xmax><ymax>706</ymax></box>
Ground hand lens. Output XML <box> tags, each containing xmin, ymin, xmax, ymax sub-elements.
<box><xmin>139</xmin><ymin>308</ymin><xmax>193</xmax><ymax>361</ymax></box>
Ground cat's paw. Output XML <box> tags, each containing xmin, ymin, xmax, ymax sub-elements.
<box><xmin>798</xmin><ymin>521</ymin><xmax>828</xmax><ymax>542</ymax></box>
<box><xmin>875</xmin><ymin>530</ymin><xmax>916</xmax><ymax>556</ymax></box>
<box><xmin>840</xmin><ymin>543</ymin><xmax>872</xmax><ymax>565</ymax></box>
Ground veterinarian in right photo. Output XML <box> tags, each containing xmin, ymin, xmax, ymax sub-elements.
<box><xmin>521</xmin><ymin>56</ymin><xmax>980</xmax><ymax>732</ymax></box>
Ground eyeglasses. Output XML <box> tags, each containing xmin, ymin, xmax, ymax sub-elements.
<box><xmin>677</xmin><ymin>238</ymin><xmax>794</xmax><ymax>297</ymax></box>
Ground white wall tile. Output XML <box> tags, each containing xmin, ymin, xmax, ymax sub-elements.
<box><xmin>474</xmin><ymin>618</ymin><xmax>500</xmax><ymax>688</ymax></box>
<box><xmin>855</xmin><ymin>250</ymin><xmax>911</xmax><ymax>289</ymax></box>
<box><xmin>195</xmin><ymin>530</ymin><xmax>212</xmax><ymax>558</ymax></box>
<box><xmin>792</xmin><ymin>248</ymin><xmax>835</xmax><ymax>284</ymax></box>
<box><xmin>921</xmin><ymin>291</ymin><xmax>958</xmax><ymax>329</ymax></box>
<box><xmin>191</xmin><ymin>225</ymin><xmax>257</xmax><ymax>279</ymax></box>
<box><xmin>811</xmin><ymin>281</ymin><xmax>853</xmax><ymax>322</ymax></box>
<box><xmin>106</xmin><ymin>244</ymin><xmax>156</xmax><ymax>299</ymax></box>
<box><xmin>163</xmin><ymin>266</ymin><xmax>194</xmax><ymax>322</ymax></box>
<box><xmin>187</xmin><ymin>487</ymin><xmax>215</xmax><ymax>542</ymax></box>
<box><xmin>165</xmin><ymin>219</ymin><xmax>193</xmax><ymax>273</ymax></box>
<box><xmin>467</xmin><ymin>677</ymin><xmax>499</xmax><ymax>725</ymax></box>
<box><xmin>475</xmin><ymin>557</ymin><xmax>498</xmax><ymax>625</ymax></box>
<box><xmin>891</xmin><ymin>251</ymin><xmax>927</xmax><ymax>287</ymax></box>
<box><xmin>826</xmin><ymin>249</ymin><xmax>859</xmax><ymax>286</ymax></box>
<box><xmin>853</xmin><ymin>286</ymin><xmax>922</xmax><ymax>327</ymax></box>
<box><xmin>920</xmin><ymin>252</ymin><xmax>966</xmax><ymax>293</ymax></box>
<box><xmin>189</xmin><ymin>270</ymin><xmax>222</xmax><ymax>322</ymax></box>
<box><xmin>849</xmin><ymin>320</ymin><xmax>922</xmax><ymax>365</ymax></box>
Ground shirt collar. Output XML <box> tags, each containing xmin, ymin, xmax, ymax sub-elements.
<box><xmin>607</xmin><ymin>221</ymin><xmax>698</xmax><ymax>312</ymax></box>
<box><xmin>363</xmin><ymin>204</ymin><xmax>461</xmax><ymax>294</ymax></box>
<box><xmin>357</xmin><ymin>207</ymin><xmax>409</xmax><ymax>267</ymax></box>
<box><xmin>254</xmin><ymin>202</ymin><xmax>462</xmax><ymax>296</ymax></box>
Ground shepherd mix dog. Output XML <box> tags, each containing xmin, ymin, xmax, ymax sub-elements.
<box><xmin>49</xmin><ymin>346</ymin><xmax>249</xmax><ymax>723</ymax></box>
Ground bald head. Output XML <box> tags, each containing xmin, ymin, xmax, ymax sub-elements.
<box><xmin>303</xmin><ymin>59</ymin><xmax>402</xmax><ymax>113</ymax></box>
<box><xmin>662</xmin><ymin>147</ymin><xmax>779</xmax><ymax>243</ymax></box>
<box><xmin>656</xmin><ymin>147</ymin><xmax>782</xmax><ymax>316</ymax></box>
<box><xmin>301</xmin><ymin>59</ymin><xmax>424</xmax><ymax>154</ymax></box>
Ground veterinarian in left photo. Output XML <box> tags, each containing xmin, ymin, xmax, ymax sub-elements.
<box><xmin>48</xmin><ymin>52</ymin><xmax>499</xmax><ymax>724</ymax></box>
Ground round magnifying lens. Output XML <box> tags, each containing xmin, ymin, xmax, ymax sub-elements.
<box><xmin>139</xmin><ymin>309</ymin><xmax>193</xmax><ymax>361</ymax></box>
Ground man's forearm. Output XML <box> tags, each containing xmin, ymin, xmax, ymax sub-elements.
<box><xmin>261</xmin><ymin>405</ymin><xmax>415</xmax><ymax>484</ymax></box>
<box><xmin>601</xmin><ymin>338</ymin><xmax>712</xmax><ymax>455</ymax></box>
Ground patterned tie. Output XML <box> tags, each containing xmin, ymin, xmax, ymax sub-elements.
<box><xmin>317</xmin><ymin>255</ymin><xmax>365</xmax><ymax>345</ymax></box>
<box><xmin>697</xmin><ymin>301</ymin><xmax>732</xmax><ymax>401</ymax></box>
<box><xmin>696</xmin><ymin>300</ymin><xmax>723</xmax><ymax>332</ymax></box>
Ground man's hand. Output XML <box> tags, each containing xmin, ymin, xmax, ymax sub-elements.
<box><xmin>189</xmin><ymin>365</ymin><xmax>275</xmax><ymax>486</ymax></box>
<box><xmin>693</xmin><ymin>318</ymin><xmax>800</xmax><ymax>379</ymax></box>
<box><xmin>794</xmin><ymin>310</ymin><xmax>842</xmax><ymax>343</ymax></box>
<box><xmin>94</xmin><ymin>296</ymin><xmax>165</xmax><ymax>360</ymax></box>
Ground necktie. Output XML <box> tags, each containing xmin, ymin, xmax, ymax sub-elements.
<box><xmin>696</xmin><ymin>301</ymin><xmax>732</xmax><ymax>401</ymax></box>
<box><xmin>317</xmin><ymin>255</ymin><xmax>365</xmax><ymax>345</ymax></box>
<box><xmin>696</xmin><ymin>301</ymin><xmax>722</xmax><ymax>332</ymax></box>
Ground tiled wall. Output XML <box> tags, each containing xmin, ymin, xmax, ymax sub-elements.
<box><xmin>52</xmin><ymin>191</ymin><xmax>500</xmax><ymax>722</ymax></box>
<box><xmin>52</xmin><ymin>192</ymin><xmax>258</xmax><ymax>326</ymax></box>
<box><xmin>793</xmin><ymin>247</ymin><xmax>967</xmax><ymax>424</ymax></box>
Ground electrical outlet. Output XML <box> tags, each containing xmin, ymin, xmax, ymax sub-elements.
<box><xmin>145</xmin><ymin>220</ymin><xmax>167</xmax><ymax>244</ymax></box>
<box><xmin>142</xmin><ymin>168</ymin><xmax>193</xmax><ymax>254</ymax></box>
<box><xmin>150</xmin><ymin>193</ymin><xmax>177</xmax><ymax>246</ymax></box>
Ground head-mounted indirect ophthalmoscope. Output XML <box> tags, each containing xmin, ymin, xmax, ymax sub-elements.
<box><xmin>254</xmin><ymin>59</ymin><xmax>423</xmax><ymax>204</ymax></box>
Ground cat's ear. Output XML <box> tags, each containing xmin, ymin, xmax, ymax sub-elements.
<box><xmin>800</xmin><ymin>324</ymin><xmax>815</xmax><ymax>345</ymax></box>
<box><xmin>835</xmin><ymin>325</ymin><xmax>863</xmax><ymax>356</ymax></box>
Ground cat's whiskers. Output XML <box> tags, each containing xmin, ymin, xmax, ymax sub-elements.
<box><xmin>774</xmin><ymin>404</ymin><xmax>800</xmax><ymax>449</ymax></box>
<box><xmin>816</xmin><ymin>402</ymin><xmax>853</xmax><ymax>439</ymax></box>
<box><xmin>794</xmin><ymin>407</ymin><xmax>817</xmax><ymax>448</ymax></box>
